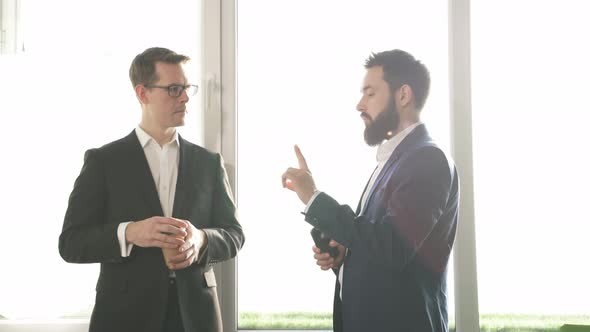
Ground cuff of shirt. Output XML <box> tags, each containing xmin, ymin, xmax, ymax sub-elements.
<box><xmin>117</xmin><ymin>222</ymin><xmax>135</xmax><ymax>257</ymax></box>
<box><xmin>304</xmin><ymin>190</ymin><xmax>322</xmax><ymax>213</ymax></box>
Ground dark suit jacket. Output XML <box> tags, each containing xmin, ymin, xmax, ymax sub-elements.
<box><xmin>59</xmin><ymin>131</ymin><xmax>245</xmax><ymax>332</ymax></box>
<box><xmin>305</xmin><ymin>124</ymin><xmax>459</xmax><ymax>332</ymax></box>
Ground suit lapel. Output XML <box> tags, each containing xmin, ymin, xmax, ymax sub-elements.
<box><xmin>172</xmin><ymin>135</ymin><xmax>196</xmax><ymax>220</ymax></box>
<box><xmin>356</xmin><ymin>166</ymin><xmax>377</xmax><ymax>215</ymax></box>
<box><xmin>124</xmin><ymin>131</ymin><xmax>164</xmax><ymax>217</ymax></box>
<box><xmin>360</xmin><ymin>124</ymin><xmax>429</xmax><ymax>215</ymax></box>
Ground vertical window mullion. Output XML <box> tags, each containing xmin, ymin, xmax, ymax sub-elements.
<box><xmin>449</xmin><ymin>0</ymin><xmax>480</xmax><ymax>331</ymax></box>
<box><xmin>204</xmin><ymin>0</ymin><xmax>239</xmax><ymax>331</ymax></box>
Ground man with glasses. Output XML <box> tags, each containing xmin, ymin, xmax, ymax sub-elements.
<box><xmin>59</xmin><ymin>47</ymin><xmax>244</xmax><ymax>332</ymax></box>
<box><xmin>283</xmin><ymin>49</ymin><xmax>459</xmax><ymax>332</ymax></box>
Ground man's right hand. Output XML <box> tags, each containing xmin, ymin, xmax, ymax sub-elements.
<box><xmin>125</xmin><ymin>217</ymin><xmax>188</xmax><ymax>249</ymax></box>
<box><xmin>313</xmin><ymin>240</ymin><xmax>346</xmax><ymax>270</ymax></box>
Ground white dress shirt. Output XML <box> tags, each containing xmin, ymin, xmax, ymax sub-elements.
<box><xmin>116</xmin><ymin>126</ymin><xmax>180</xmax><ymax>257</ymax></box>
<box><xmin>306</xmin><ymin>122</ymin><xmax>422</xmax><ymax>299</ymax></box>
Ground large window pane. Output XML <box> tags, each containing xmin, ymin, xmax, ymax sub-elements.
<box><xmin>0</xmin><ymin>0</ymin><xmax>201</xmax><ymax>320</ymax></box>
<box><xmin>472</xmin><ymin>1</ymin><xmax>590</xmax><ymax>330</ymax></box>
<box><xmin>237</xmin><ymin>0</ymin><xmax>451</xmax><ymax>329</ymax></box>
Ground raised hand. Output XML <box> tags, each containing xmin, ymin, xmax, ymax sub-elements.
<box><xmin>282</xmin><ymin>145</ymin><xmax>317</xmax><ymax>204</ymax></box>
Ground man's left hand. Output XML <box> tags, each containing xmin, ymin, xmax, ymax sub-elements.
<box><xmin>282</xmin><ymin>145</ymin><xmax>317</xmax><ymax>204</ymax></box>
<box><xmin>167</xmin><ymin>223</ymin><xmax>208</xmax><ymax>270</ymax></box>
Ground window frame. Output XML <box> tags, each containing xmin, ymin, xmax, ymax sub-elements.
<box><xmin>0</xmin><ymin>0</ymin><xmax>214</xmax><ymax>331</ymax></box>
<box><xmin>218</xmin><ymin>0</ymin><xmax>481</xmax><ymax>331</ymax></box>
<box><xmin>0</xmin><ymin>0</ymin><xmax>23</xmax><ymax>54</ymax></box>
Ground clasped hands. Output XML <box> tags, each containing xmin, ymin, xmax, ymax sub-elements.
<box><xmin>125</xmin><ymin>216</ymin><xmax>207</xmax><ymax>270</ymax></box>
<box><xmin>282</xmin><ymin>145</ymin><xmax>346</xmax><ymax>270</ymax></box>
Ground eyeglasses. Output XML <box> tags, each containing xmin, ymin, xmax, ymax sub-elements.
<box><xmin>144</xmin><ymin>84</ymin><xmax>199</xmax><ymax>97</ymax></box>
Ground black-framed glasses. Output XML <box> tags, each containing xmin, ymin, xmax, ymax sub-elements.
<box><xmin>144</xmin><ymin>84</ymin><xmax>199</xmax><ymax>97</ymax></box>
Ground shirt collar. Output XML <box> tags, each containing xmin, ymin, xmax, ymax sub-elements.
<box><xmin>376</xmin><ymin>122</ymin><xmax>422</xmax><ymax>163</ymax></box>
<box><xmin>135</xmin><ymin>126</ymin><xmax>179</xmax><ymax>148</ymax></box>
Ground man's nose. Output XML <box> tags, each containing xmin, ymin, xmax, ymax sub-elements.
<box><xmin>356</xmin><ymin>99</ymin><xmax>365</xmax><ymax>112</ymax></box>
<box><xmin>179</xmin><ymin>89</ymin><xmax>189</xmax><ymax>103</ymax></box>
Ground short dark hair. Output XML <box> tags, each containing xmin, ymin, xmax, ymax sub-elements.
<box><xmin>365</xmin><ymin>50</ymin><xmax>430</xmax><ymax>111</ymax></box>
<box><xmin>129</xmin><ymin>47</ymin><xmax>190</xmax><ymax>88</ymax></box>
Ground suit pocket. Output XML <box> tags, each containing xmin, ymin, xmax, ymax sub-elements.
<box><xmin>204</xmin><ymin>269</ymin><xmax>217</xmax><ymax>287</ymax></box>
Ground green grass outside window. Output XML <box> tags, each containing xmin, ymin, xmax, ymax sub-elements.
<box><xmin>238</xmin><ymin>312</ymin><xmax>590</xmax><ymax>331</ymax></box>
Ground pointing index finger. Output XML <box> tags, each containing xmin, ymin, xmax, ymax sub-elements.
<box><xmin>294</xmin><ymin>144</ymin><xmax>309</xmax><ymax>171</ymax></box>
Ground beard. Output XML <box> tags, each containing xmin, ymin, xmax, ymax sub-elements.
<box><xmin>363</xmin><ymin>98</ymin><xmax>400</xmax><ymax>146</ymax></box>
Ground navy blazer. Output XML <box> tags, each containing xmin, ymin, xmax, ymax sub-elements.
<box><xmin>59</xmin><ymin>131</ymin><xmax>244</xmax><ymax>332</ymax></box>
<box><xmin>305</xmin><ymin>124</ymin><xmax>459</xmax><ymax>332</ymax></box>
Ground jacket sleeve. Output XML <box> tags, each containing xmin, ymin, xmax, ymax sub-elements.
<box><xmin>58</xmin><ymin>149</ymin><xmax>123</xmax><ymax>264</ymax></box>
<box><xmin>199</xmin><ymin>154</ymin><xmax>245</xmax><ymax>266</ymax></box>
<box><xmin>305</xmin><ymin>146</ymin><xmax>455</xmax><ymax>273</ymax></box>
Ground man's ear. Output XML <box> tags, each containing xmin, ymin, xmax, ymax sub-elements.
<box><xmin>397</xmin><ymin>84</ymin><xmax>413</xmax><ymax>108</ymax></box>
<box><xmin>135</xmin><ymin>84</ymin><xmax>149</xmax><ymax>104</ymax></box>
